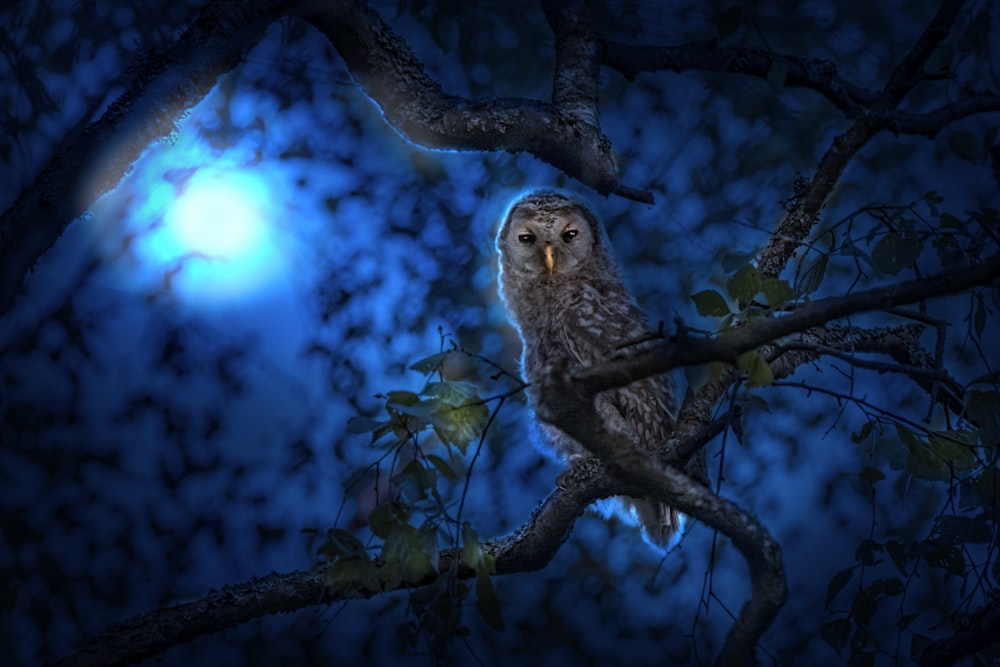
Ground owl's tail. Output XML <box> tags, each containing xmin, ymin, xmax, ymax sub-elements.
<box><xmin>631</xmin><ymin>499</ymin><xmax>685</xmax><ymax>551</ymax></box>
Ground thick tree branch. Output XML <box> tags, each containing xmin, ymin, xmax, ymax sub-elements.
<box><xmin>894</xmin><ymin>95</ymin><xmax>1000</xmax><ymax>137</ymax></box>
<box><xmin>302</xmin><ymin>0</ymin><xmax>650</xmax><ymax>201</ymax></box>
<box><xmin>0</xmin><ymin>1</ymin><xmax>289</xmax><ymax>317</ymax></box>
<box><xmin>534</xmin><ymin>373</ymin><xmax>786</xmax><ymax>667</ymax></box>
<box><xmin>757</xmin><ymin>0</ymin><xmax>967</xmax><ymax>278</ymax></box>
<box><xmin>575</xmin><ymin>256</ymin><xmax>999</xmax><ymax>395</ymax></box>
<box><xmin>53</xmin><ymin>469</ymin><xmax>611</xmax><ymax>667</ymax></box>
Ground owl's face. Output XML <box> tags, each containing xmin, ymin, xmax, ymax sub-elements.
<box><xmin>499</xmin><ymin>192</ymin><xmax>598</xmax><ymax>277</ymax></box>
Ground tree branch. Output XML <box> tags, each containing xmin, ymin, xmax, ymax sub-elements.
<box><xmin>302</xmin><ymin>0</ymin><xmax>651</xmax><ymax>201</ymax></box>
<box><xmin>920</xmin><ymin>597</ymin><xmax>1000</xmax><ymax>666</ymax></box>
<box><xmin>756</xmin><ymin>0</ymin><xmax>968</xmax><ymax>278</ymax></box>
<box><xmin>601</xmin><ymin>39</ymin><xmax>875</xmax><ymax>115</ymax></box>
<box><xmin>53</xmin><ymin>467</ymin><xmax>611</xmax><ymax>667</ymax></box>
<box><xmin>0</xmin><ymin>1</ymin><xmax>290</xmax><ymax>317</ymax></box>
<box><xmin>575</xmin><ymin>256</ymin><xmax>999</xmax><ymax>395</ymax></box>
<box><xmin>894</xmin><ymin>95</ymin><xmax>1000</xmax><ymax>137</ymax></box>
<box><xmin>533</xmin><ymin>371</ymin><xmax>786</xmax><ymax>667</ymax></box>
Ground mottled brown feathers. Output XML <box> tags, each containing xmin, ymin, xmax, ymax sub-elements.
<box><xmin>497</xmin><ymin>189</ymin><xmax>683</xmax><ymax>549</ymax></box>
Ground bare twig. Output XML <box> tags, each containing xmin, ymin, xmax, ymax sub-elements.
<box><xmin>757</xmin><ymin>0</ymin><xmax>969</xmax><ymax>278</ymax></box>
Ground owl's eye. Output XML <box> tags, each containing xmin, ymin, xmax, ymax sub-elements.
<box><xmin>562</xmin><ymin>229</ymin><xmax>579</xmax><ymax>243</ymax></box>
<box><xmin>517</xmin><ymin>232</ymin><xmax>536</xmax><ymax>244</ymax></box>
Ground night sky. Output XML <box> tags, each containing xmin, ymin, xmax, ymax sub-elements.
<box><xmin>1</xmin><ymin>1</ymin><xmax>998</xmax><ymax>666</ymax></box>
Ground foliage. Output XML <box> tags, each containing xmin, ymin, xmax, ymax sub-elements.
<box><xmin>312</xmin><ymin>337</ymin><xmax>516</xmax><ymax>659</ymax></box>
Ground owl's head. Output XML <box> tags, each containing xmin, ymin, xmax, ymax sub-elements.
<box><xmin>496</xmin><ymin>189</ymin><xmax>605</xmax><ymax>278</ymax></box>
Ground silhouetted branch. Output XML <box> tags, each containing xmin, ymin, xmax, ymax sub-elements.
<box><xmin>574</xmin><ymin>255</ymin><xmax>999</xmax><ymax>394</ymax></box>
<box><xmin>601</xmin><ymin>39</ymin><xmax>875</xmax><ymax>115</ymax></box>
<box><xmin>0</xmin><ymin>0</ymin><xmax>290</xmax><ymax>317</ymax></box>
<box><xmin>895</xmin><ymin>95</ymin><xmax>1000</xmax><ymax>137</ymax></box>
<box><xmin>53</xmin><ymin>468</ymin><xmax>612</xmax><ymax>667</ymax></box>
<box><xmin>302</xmin><ymin>0</ymin><xmax>651</xmax><ymax>202</ymax></box>
<box><xmin>533</xmin><ymin>369</ymin><xmax>786</xmax><ymax>667</ymax></box>
<box><xmin>757</xmin><ymin>0</ymin><xmax>968</xmax><ymax>278</ymax></box>
<box><xmin>920</xmin><ymin>598</ymin><xmax>1000</xmax><ymax>666</ymax></box>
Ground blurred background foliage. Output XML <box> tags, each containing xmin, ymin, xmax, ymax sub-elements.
<box><xmin>0</xmin><ymin>0</ymin><xmax>997</xmax><ymax>665</ymax></box>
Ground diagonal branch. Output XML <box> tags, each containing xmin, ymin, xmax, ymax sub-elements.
<box><xmin>575</xmin><ymin>255</ymin><xmax>999</xmax><ymax>396</ymax></box>
<box><xmin>534</xmin><ymin>371</ymin><xmax>786</xmax><ymax>667</ymax></box>
<box><xmin>53</xmin><ymin>467</ymin><xmax>610</xmax><ymax>667</ymax></box>
<box><xmin>756</xmin><ymin>0</ymin><xmax>968</xmax><ymax>278</ymax></box>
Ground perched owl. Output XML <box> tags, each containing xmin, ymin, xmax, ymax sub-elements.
<box><xmin>497</xmin><ymin>189</ymin><xmax>684</xmax><ymax>549</ymax></box>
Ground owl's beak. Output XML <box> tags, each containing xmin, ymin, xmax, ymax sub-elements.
<box><xmin>544</xmin><ymin>244</ymin><xmax>554</xmax><ymax>274</ymax></box>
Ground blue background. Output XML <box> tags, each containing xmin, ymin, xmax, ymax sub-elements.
<box><xmin>1</xmin><ymin>1</ymin><xmax>997</xmax><ymax>665</ymax></box>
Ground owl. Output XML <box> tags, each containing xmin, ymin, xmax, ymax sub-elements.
<box><xmin>496</xmin><ymin>188</ymin><xmax>684</xmax><ymax>549</ymax></box>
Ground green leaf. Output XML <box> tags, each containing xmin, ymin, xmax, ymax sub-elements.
<box><xmin>965</xmin><ymin>390</ymin><xmax>1000</xmax><ymax>448</ymax></box>
<box><xmin>369</xmin><ymin>502</ymin><xmax>409</xmax><ymax>539</ymax></box>
<box><xmin>932</xmin><ymin>234</ymin><xmax>967</xmax><ymax>271</ymax></box>
<box><xmin>381</xmin><ymin>523</ymin><xmax>437</xmax><ymax>584</ymax></box>
<box><xmin>760</xmin><ymin>277</ymin><xmax>794</xmax><ymax>307</ymax></box>
<box><xmin>851</xmin><ymin>421</ymin><xmax>875</xmax><ymax>443</ymax></box>
<box><xmin>475</xmin><ymin>571</ymin><xmax>504</xmax><ymax>631</ymax></box>
<box><xmin>424</xmin><ymin>382</ymin><xmax>490</xmax><ymax>452</ymax></box>
<box><xmin>409</xmin><ymin>351</ymin><xmax>452</xmax><ymax>374</ymax></box>
<box><xmin>898</xmin><ymin>424</ymin><xmax>945</xmax><ymax>481</ymax></box>
<box><xmin>692</xmin><ymin>289</ymin><xmax>731</xmax><ymax>317</ymax></box>
<box><xmin>859</xmin><ymin>466</ymin><xmax>885</xmax><ymax>484</ymax></box>
<box><xmin>881</xmin><ymin>577</ymin><xmax>904</xmax><ymax>596</ymax></box>
<box><xmin>736</xmin><ymin>350</ymin><xmax>774</xmax><ymax>387</ymax></box>
<box><xmin>392</xmin><ymin>460</ymin><xmax>439</xmax><ymax>504</ymax></box>
<box><xmin>329</xmin><ymin>528</ymin><xmax>367</xmax><ymax>559</ymax></box>
<box><xmin>347</xmin><ymin>416</ymin><xmax>385</xmax><ymax>434</ymax></box>
<box><xmin>821</xmin><ymin>617</ymin><xmax>851</xmax><ymax>654</ymax></box>
<box><xmin>716</xmin><ymin>5</ymin><xmax>742</xmax><ymax>39</ymax></box>
<box><xmin>326</xmin><ymin>556</ymin><xmax>381</xmax><ymax>597</ymax></box>
<box><xmin>726</xmin><ymin>264</ymin><xmax>761</xmax><ymax>304</ymax></box>
<box><xmin>851</xmin><ymin>588</ymin><xmax>878</xmax><ymax>625</ymax></box>
<box><xmin>923</xmin><ymin>546</ymin><xmax>965</xmax><ymax>575</ymax></box>
<box><xmin>796</xmin><ymin>254</ymin><xmax>828</xmax><ymax>294</ymax></box>
<box><xmin>886</xmin><ymin>540</ymin><xmax>911</xmax><ymax>575</ymax></box>
<box><xmin>825</xmin><ymin>567</ymin><xmax>853</xmax><ymax>607</ymax></box>
<box><xmin>427</xmin><ymin>453</ymin><xmax>461</xmax><ymax>480</ymax></box>
<box><xmin>848</xmin><ymin>651</ymin><xmax>875</xmax><ymax>667</ymax></box>
<box><xmin>949</xmin><ymin>129</ymin><xmax>983</xmax><ymax>163</ymax></box>
<box><xmin>973</xmin><ymin>293</ymin><xmax>987</xmax><ymax>339</ymax></box>
<box><xmin>929</xmin><ymin>429</ymin><xmax>978</xmax><ymax>470</ymax></box>
<box><xmin>911</xmin><ymin>634</ymin><xmax>933</xmax><ymax>663</ymax></box>
<box><xmin>938</xmin><ymin>212</ymin><xmax>961</xmax><ymax>228</ymax></box>
<box><xmin>872</xmin><ymin>232</ymin><xmax>921</xmax><ymax>275</ymax></box>
<box><xmin>854</xmin><ymin>539</ymin><xmax>883</xmax><ymax>566</ymax></box>
<box><xmin>766</xmin><ymin>60</ymin><xmax>789</xmax><ymax>90</ymax></box>
<box><xmin>386</xmin><ymin>390</ymin><xmax>420</xmax><ymax>407</ymax></box>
